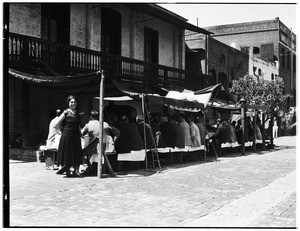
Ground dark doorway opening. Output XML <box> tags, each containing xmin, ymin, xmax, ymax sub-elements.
<box><xmin>144</xmin><ymin>27</ymin><xmax>158</xmax><ymax>64</ymax></box>
<box><xmin>101</xmin><ymin>7</ymin><xmax>122</xmax><ymax>55</ymax></box>
<box><xmin>41</xmin><ymin>3</ymin><xmax>70</xmax><ymax>44</ymax></box>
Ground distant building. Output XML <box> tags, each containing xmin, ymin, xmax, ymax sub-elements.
<box><xmin>247</xmin><ymin>46</ymin><xmax>279</xmax><ymax>82</ymax></box>
<box><xmin>185</xmin><ymin>34</ymin><xmax>249</xmax><ymax>88</ymax></box>
<box><xmin>203</xmin><ymin>18</ymin><xmax>296</xmax><ymax>106</ymax></box>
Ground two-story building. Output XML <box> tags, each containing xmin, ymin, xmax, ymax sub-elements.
<box><xmin>6</xmin><ymin>3</ymin><xmax>211</xmax><ymax>148</ymax></box>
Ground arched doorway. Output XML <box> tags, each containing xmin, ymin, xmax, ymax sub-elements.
<box><xmin>218</xmin><ymin>72</ymin><xmax>228</xmax><ymax>88</ymax></box>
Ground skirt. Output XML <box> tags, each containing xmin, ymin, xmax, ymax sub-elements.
<box><xmin>57</xmin><ymin>135</ymin><xmax>83</xmax><ymax>167</ymax></box>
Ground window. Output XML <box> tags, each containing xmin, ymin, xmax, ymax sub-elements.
<box><xmin>258</xmin><ymin>68</ymin><xmax>262</xmax><ymax>76</ymax></box>
<box><xmin>41</xmin><ymin>3</ymin><xmax>70</xmax><ymax>44</ymax></box>
<box><xmin>271</xmin><ymin>73</ymin><xmax>274</xmax><ymax>80</ymax></box>
<box><xmin>219</xmin><ymin>54</ymin><xmax>225</xmax><ymax>65</ymax></box>
<box><xmin>253</xmin><ymin>47</ymin><xmax>260</xmax><ymax>54</ymax></box>
<box><xmin>218</xmin><ymin>72</ymin><xmax>228</xmax><ymax>88</ymax></box>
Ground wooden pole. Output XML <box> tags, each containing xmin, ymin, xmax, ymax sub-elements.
<box><xmin>203</xmin><ymin>111</ymin><xmax>206</xmax><ymax>161</ymax></box>
<box><xmin>98</xmin><ymin>70</ymin><xmax>105</xmax><ymax>178</ymax></box>
<box><xmin>253</xmin><ymin>110</ymin><xmax>256</xmax><ymax>152</ymax></box>
<box><xmin>262</xmin><ymin>112</ymin><xmax>266</xmax><ymax>150</ymax></box>
<box><xmin>240</xmin><ymin>99</ymin><xmax>246</xmax><ymax>156</ymax></box>
<box><xmin>141</xmin><ymin>94</ymin><xmax>148</xmax><ymax>169</ymax></box>
<box><xmin>270</xmin><ymin>115</ymin><xmax>274</xmax><ymax>148</ymax></box>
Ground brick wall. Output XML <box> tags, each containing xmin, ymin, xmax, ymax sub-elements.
<box><xmin>8</xmin><ymin>78</ymin><xmax>23</xmax><ymax>144</ymax></box>
<box><xmin>208</xmin><ymin>37</ymin><xmax>249</xmax><ymax>85</ymax></box>
<box><xmin>204</xmin><ymin>19</ymin><xmax>278</xmax><ymax>35</ymax></box>
<box><xmin>9</xmin><ymin>148</ymin><xmax>41</xmax><ymax>162</ymax></box>
<box><xmin>212</xmin><ymin>30</ymin><xmax>279</xmax><ymax>53</ymax></box>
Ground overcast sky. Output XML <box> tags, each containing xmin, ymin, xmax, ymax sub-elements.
<box><xmin>158</xmin><ymin>3</ymin><xmax>298</xmax><ymax>33</ymax></box>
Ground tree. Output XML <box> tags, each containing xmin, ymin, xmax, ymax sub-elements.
<box><xmin>229</xmin><ymin>75</ymin><xmax>289</xmax><ymax>120</ymax></box>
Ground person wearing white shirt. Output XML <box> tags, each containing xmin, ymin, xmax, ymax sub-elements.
<box><xmin>46</xmin><ymin>109</ymin><xmax>62</xmax><ymax>149</ymax></box>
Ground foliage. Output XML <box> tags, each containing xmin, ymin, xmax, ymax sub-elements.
<box><xmin>229</xmin><ymin>75</ymin><xmax>289</xmax><ymax>119</ymax></box>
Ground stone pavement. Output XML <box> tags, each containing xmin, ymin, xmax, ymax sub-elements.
<box><xmin>7</xmin><ymin>136</ymin><xmax>297</xmax><ymax>228</ymax></box>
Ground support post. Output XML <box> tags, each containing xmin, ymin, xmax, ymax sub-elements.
<box><xmin>203</xmin><ymin>112</ymin><xmax>206</xmax><ymax>161</ymax></box>
<box><xmin>270</xmin><ymin>114</ymin><xmax>274</xmax><ymax>148</ymax></box>
<box><xmin>253</xmin><ymin>110</ymin><xmax>256</xmax><ymax>152</ymax></box>
<box><xmin>141</xmin><ymin>94</ymin><xmax>148</xmax><ymax>169</ymax></box>
<box><xmin>240</xmin><ymin>99</ymin><xmax>246</xmax><ymax>156</ymax></box>
<box><xmin>262</xmin><ymin>112</ymin><xmax>266</xmax><ymax>150</ymax></box>
<box><xmin>97</xmin><ymin>70</ymin><xmax>105</xmax><ymax>178</ymax></box>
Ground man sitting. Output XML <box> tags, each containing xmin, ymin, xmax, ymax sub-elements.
<box><xmin>81</xmin><ymin>110</ymin><xmax>121</xmax><ymax>173</ymax></box>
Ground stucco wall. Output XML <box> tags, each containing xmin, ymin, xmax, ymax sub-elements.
<box><xmin>135</xmin><ymin>11</ymin><xmax>179</xmax><ymax>67</ymax></box>
<box><xmin>252</xmin><ymin>58</ymin><xmax>278</xmax><ymax>81</ymax></box>
<box><xmin>9</xmin><ymin>3</ymin><xmax>41</xmax><ymax>37</ymax></box>
<box><xmin>70</xmin><ymin>4</ymin><xmax>87</xmax><ymax>48</ymax></box>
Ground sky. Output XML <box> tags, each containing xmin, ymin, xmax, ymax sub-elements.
<box><xmin>158</xmin><ymin>3</ymin><xmax>298</xmax><ymax>33</ymax></box>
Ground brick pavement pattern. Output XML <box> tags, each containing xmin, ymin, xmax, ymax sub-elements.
<box><xmin>8</xmin><ymin>136</ymin><xmax>297</xmax><ymax>227</ymax></box>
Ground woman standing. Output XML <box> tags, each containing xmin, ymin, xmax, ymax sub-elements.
<box><xmin>56</xmin><ymin>95</ymin><xmax>83</xmax><ymax>177</ymax></box>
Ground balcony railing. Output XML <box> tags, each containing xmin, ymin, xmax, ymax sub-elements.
<box><xmin>8</xmin><ymin>33</ymin><xmax>207</xmax><ymax>89</ymax></box>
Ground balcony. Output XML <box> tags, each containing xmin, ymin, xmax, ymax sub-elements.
<box><xmin>8</xmin><ymin>33</ymin><xmax>207</xmax><ymax>90</ymax></box>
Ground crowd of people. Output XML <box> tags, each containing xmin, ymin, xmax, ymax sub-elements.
<box><xmin>43</xmin><ymin>94</ymin><xmax>267</xmax><ymax>177</ymax></box>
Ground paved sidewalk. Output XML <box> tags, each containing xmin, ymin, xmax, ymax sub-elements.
<box><xmin>8</xmin><ymin>136</ymin><xmax>297</xmax><ymax>227</ymax></box>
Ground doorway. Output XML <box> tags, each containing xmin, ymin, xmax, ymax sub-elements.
<box><xmin>101</xmin><ymin>7</ymin><xmax>121</xmax><ymax>55</ymax></box>
<box><xmin>144</xmin><ymin>27</ymin><xmax>158</xmax><ymax>64</ymax></box>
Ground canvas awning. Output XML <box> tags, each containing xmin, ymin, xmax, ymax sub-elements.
<box><xmin>8</xmin><ymin>68</ymin><xmax>102</xmax><ymax>95</ymax></box>
<box><xmin>9</xmin><ymin>68</ymin><xmax>100</xmax><ymax>86</ymax></box>
<box><xmin>8</xmin><ymin>68</ymin><xmax>169</xmax><ymax>97</ymax></box>
<box><xmin>194</xmin><ymin>83</ymin><xmax>236</xmax><ymax>107</ymax></box>
<box><xmin>162</xmin><ymin>83</ymin><xmax>238</xmax><ymax>110</ymax></box>
<box><xmin>146</xmin><ymin>94</ymin><xmax>204</xmax><ymax>112</ymax></box>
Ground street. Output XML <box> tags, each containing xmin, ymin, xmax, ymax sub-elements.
<box><xmin>8</xmin><ymin>136</ymin><xmax>296</xmax><ymax>228</ymax></box>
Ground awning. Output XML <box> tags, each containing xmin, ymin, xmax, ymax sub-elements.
<box><xmin>103</xmin><ymin>96</ymin><xmax>133</xmax><ymax>101</ymax></box>
<box><xmin>8</xmin><ymin>68</ymin><xmax>169</xmax><ymax>97</ymax></box>
<box><xmin>9</xmin><ymin>68</ymin><xmax>100</xmax><ymax>86</ymax></box>
<box><xmin>194</xmin><ymin>83</ymin><xmax>237</xmax><ymax>109</ymax></box>
<box><xmin>147</xmin><ymin>94</ymin><xmax>204</xmax><ymax>112</ymax></box>
<box><xmin>162</xmin><ymin>83</ymin><xmax>238</xmax><ymax>110</ymax></box>
<box><xmin>8</xmin><ymin>68</ymin><xmax>102</xmax><ymax>95</ymax></box>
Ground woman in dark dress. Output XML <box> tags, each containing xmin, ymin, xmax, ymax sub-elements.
<box><xmin>56</xmin><ymin>95</ymin><xmax>83</xmax><ymax>177</ymax></box>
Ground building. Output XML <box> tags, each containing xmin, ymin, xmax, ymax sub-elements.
<box><xmin>185</xmin><ymin>34</ymin><xmax>249</xmax><ymax>88</ymax></box>
<box><xmin>247</xmin><ymin>46</ymin><xmax>280</xmax><ymax>82</ymax></box>
<box><xmin>5</xmin><ymin>3</ymin><xmax>211</xmax><ymax>148</ymax></box>
<box><xmin>203</xmin><ymin>18</ymin><xmax>296</xmax><ymax>106</ymax></box>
